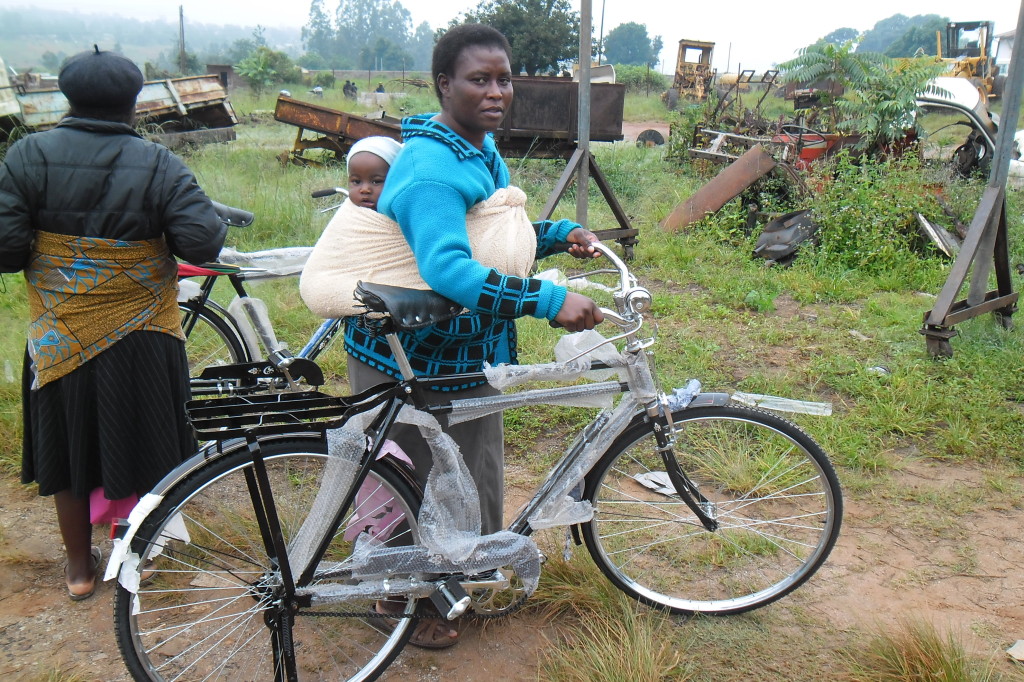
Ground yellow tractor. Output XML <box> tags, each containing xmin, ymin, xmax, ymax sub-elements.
<box><xmin>663</xmin><ymin>39</ymin><xmax>716</xmax><ymax>109</ymax></box>
<box><xmin>939</xmin><ymin>21</ymin><xmax>1003</xmax><ymax>99</ymax></box>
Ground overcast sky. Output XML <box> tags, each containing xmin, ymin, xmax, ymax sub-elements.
<box><xmin>4</xmin><ymin>0</ymin><xmax>1021</xmax><ymax>72</ymax></box>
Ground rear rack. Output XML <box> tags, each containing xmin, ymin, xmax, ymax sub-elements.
<box><xmin>186</xmin><ymin>391</ymin><xmax>361</xmax><ymax>439</ymax></box>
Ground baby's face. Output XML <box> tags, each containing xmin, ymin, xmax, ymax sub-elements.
<box><xmin>347</xmin><ymin>152</ymin><xmax>390</xmax><ymax>210</ymax></box>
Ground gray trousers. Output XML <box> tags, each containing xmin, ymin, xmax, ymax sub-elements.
<box><xmin>347</xmin><ymin>357</ymin><xmax>505</xmax><ymax>534</ymax></box>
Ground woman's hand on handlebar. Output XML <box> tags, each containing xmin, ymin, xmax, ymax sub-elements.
<box><xmin>565</xmin><ymin>227</ymin><xmax>601</xmax><ymax>259</ymax></box>
<box><xmin>553</xmin><ymin>292</ymin><xmax>604</xmax><ymax>332</ymax></box>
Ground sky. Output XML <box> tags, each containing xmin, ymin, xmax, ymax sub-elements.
<box><xmin>3</xmin><ymin>0</ymin><xmax>1021</xmax><ymax>73</ymax></box>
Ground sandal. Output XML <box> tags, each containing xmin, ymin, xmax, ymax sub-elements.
<box><xmin>65</xmin><ymin>546</ymin><xmax>102</xmax><ymax>602</ymax></box>
<box><xmin>368</xmin><ymin>600</ymin><xmax>460</xmax><ymax>650</ymax></box>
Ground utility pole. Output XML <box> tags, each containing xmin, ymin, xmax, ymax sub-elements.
<box><xmin>178</xmin><ymin>5</ymin><xmax>187</xmax><ymax>75</ymax></box>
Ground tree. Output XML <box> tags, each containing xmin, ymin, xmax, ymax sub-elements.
<box><xmin>821</xmin><ymin>28</ymin><xmax>859</xmax><ymax>45</ymax></box>
<box><xmin>463</xmin><ymin>0</ymin><xmax>580</xmax><ymax>76</ymax></box>
<box><xmin>235</xmin><ymin>46</ymin><xmax>301</xmax><ymax>96</ymax></box>
<box><xmin>358</xmin><ymin>37</ymin><xmax>412</xmax><ymax>70</ymax></box>
<box><xmin>334</xmin><ymin>0</ymin><xmax>413</xmax><ymax>67</ymax></box>
<box><xmin>302</xmin><ymin>0</ymin><xmax>338</xmax><ymax>64</ymax></box>
<box><xmin>603</xmin><ymin>22</ymin><xmax>656</xmax><ymax>67</ymax></box>
<box><xmin>883</xmin><ymin>15</ymin><xmax>947</xmax><ymax>58</ymax></box>
<box><xmin>408</xmin><ymin>22</ymin><xmax>434</xmax><ymax>70</ymax></box>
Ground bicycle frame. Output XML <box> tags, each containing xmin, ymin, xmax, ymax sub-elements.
<box><xmin>136</xmin><ymin>244</ymin><xmax>726</xmax><ymax>591</ymax></box>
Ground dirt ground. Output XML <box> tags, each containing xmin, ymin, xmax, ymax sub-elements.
<box><xmin>1</xmin><ymin>450</ymin><xmax>1023</xmax><ymax>681</ymax></box>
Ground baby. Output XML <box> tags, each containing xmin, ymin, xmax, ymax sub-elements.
<box><xmin>345</xmin><ymin>136</ymin><xmax>402</xmax><ymax>211</ymax></box>
<box><xmin>300</xmin><ymin>136</ymin><xmax>403</xmax><ymax>318</ymax></box>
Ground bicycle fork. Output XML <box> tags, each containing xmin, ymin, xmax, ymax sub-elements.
<box><xmin>648</xmin><ymin>405</ymin><xmax>720</xmax><ymax>532</ymax></box>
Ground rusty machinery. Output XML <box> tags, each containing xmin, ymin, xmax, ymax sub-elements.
<box><xmin>664</xmin><ymin>39</ymin><xmax>716</xmax><ymax>109</ymax></box>
<box><xmin>939</xmin><ymin>21</ymin><xmax>1004</xmax><ymax>99</ymax></box>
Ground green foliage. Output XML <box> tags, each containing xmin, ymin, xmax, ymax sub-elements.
<box><xmin>780</xmin><ymin>43</ymin><xmax>944</xmax><ymax>151</ymax></box>
<box><xmin>309</xmin><ymin>71</ymin><xmax>336</xmax><ymax>88</ymax></box>
<box><xmin>835</xmin><ymin>56</ymin><xmax>947</xmax><ymax>150</ymax></box>
<box><xmin>859</xmin><ymin>14</ymin><xmax>949</xmax><ymax>55</ymax></box>
<box><xmin>883</xmin><ymin>16</ymin><xmax>947</xmax><ymax>57</ymax></box>
<box><xmin>803</xmin><ymin>152</ymin><xmax>944</xmax><ymax>276</ymax></box>
<box><xmin>611</xmin><ymin>64</ymin><xmax>667</xmax><ymax>93</ymax></box>
<box><xmin>462</xmin><ymin>0</ymin><xmax>580</xmax><ymax>76</ymax></box>
<box><xmin>302</xmin><ymin>0</ymin><xmax>429</xmax><ymax>70</ymax></box>
<box><xmin>602</xmin><ymin>22</ymin><xmax>659</xmax><ymax>67</ymax></box>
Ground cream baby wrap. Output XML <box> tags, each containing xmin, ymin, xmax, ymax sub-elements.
<box><xmin>300</xmin><ymin>186</ymin><xmax>538</xmax><ymax>317</ymax></box>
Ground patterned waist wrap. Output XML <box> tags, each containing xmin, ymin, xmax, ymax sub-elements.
<box><xmin>25</xmin><ymin>231</ymin><xmax>183</xmax><ymax>389</ymax></box>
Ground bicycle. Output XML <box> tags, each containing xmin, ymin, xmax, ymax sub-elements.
<box><xmin>108</xmin><ymin>242</ymin><xmax>843</xmax><ymax>681</ymax></box>
<box><xmin>178</xmin><ymin>196</ymin><xmax>347</xmax><ymax>395</ymax></box>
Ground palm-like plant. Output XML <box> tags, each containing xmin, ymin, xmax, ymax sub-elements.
<box><xmin>780</xmin><ymin>43</ymin><xmax>946</xmax><ymax>153</ymax></box>
<box><xmin>779</xmin><ymin>41</ymin><xmax>889</xmax><ymax>131</ymax></box>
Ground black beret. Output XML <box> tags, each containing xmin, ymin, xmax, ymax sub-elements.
<box><xmin>58</xmin><ymin>46</ymin><xmax>144</xmax><ymax>112</ymax></box>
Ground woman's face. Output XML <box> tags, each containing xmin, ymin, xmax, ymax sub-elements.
<box><xmin>347</xmin><ymin>152</ymin><xmax>389</xmax><ymax>210</ymax></box>
<box><xmin>437</xmin><ymin>44</ymin><xmax>513</xmax><ymax>148</ymax></box>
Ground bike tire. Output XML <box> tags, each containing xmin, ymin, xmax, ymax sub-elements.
<box><xmin>179</xmin><ymin>301</ymin><xmax>250</xmax><ymax>377</ymax></box>
<box><xmin>113</xmin><ymin>437</ymin><xmax>422</xmax><ymax>681</ymax></box>
<box><xmin>582</xmin><ymin>404</ymin><xmax>842</xmax><ymax>616</ymax></box>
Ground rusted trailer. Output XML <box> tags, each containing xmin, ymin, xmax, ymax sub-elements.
<box><xmin>273</xmin><ymin>95</ymin><xmax>401</xmax><ymax>164</ymax></box>
<box><xmin>3</xmin><ymin>74</ymin><xmax>237</xmax><ymax>147</ymax></box>
<box><xmin>274</xmin><ymin>76</ymin><xmax>625</xmax><ymax>163</ymax></box>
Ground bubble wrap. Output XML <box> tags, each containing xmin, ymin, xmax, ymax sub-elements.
<box><xmin>528</xmin><ymin>394</ymin><xmax>639</xmax><ymax>529</ymax></box>
<box><xmin>299</xmin><ymin>402</ymin><xmax>543</xmax><ymax>595</ymax></box>
<box><xmin>217</xmin><ymin>246</ymin><xmax>313</xmax><ymax>277</ymax></box>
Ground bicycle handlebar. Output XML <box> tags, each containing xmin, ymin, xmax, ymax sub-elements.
<box><xmin>311</xmin><ymin>187</ymin><xmax>350</xmax><ymax>199</ymax></box>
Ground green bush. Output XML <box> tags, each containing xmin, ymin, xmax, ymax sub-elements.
<box><xmin>804</xmin><ymin>151</ymin><xmax>947</xmax><ymax>277</ymax></box>
<box><xmin>612</xmin><ymin>64</ymin><xmax>667</xmax><ymax>93</ymax></box>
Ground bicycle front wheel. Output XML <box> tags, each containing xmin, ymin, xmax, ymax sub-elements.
<box><xmin>583</xmin><ymin>404</ymin><xmax>842</xmax><ymax>615</ymax></box>
<box><xmin>114</xmin><ymin>437</ymin><xmax>421</xmax><ymax>681</ymax></box>
<box><xmin>180</xmin><ymin>301</ymin><xmax>249</xmax><ymax>377</ymax></box>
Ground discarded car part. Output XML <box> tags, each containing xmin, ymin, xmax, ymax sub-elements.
<box><xmin>688</xmin><ymin>128</ymin><xmax>773</xmax><ymax>163</ymax></box>
<box><xmin>636</xmin><ymin>128</ymin><xmax>665</xmax><ymax>147</ymax></box>
<box><xmin>661</xmin><ymin>144</ymin><xmax>777</xmax><ymax>232</ymax></box>
<box><xmin>664</xmin><ymin>39</ymin><xmax>716</xmax><ymax>107</ymax></box>
<box><xmin>752</xmin><ymin>209</ymin><xmax>819</xmax><ymax>265</ymax></box>
<box><xmin>916</xmin><ymin>213</ymin><xmax>961</xmax><ymax>258</ymax></box>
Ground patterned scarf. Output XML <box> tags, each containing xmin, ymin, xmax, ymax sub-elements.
<box><xmin>25</xmin><ymin>231</ymin><xmax>182</xmax><ymax>389</ymax></box>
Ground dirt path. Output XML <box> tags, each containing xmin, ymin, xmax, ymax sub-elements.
<box><xmin>1</xmin><ymin>456</ymin><xmax>1022</xmax><ymax>681</ymax></box>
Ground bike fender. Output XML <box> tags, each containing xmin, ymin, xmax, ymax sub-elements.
<box><xmin>686</xmin><ymin>392</ymin><xmax>731</xmax><ymax>408</ymax></box>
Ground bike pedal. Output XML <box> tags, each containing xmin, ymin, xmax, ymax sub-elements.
<box><xmin>430</xmin><ymin>577</ymin><xmax>472</xmax><ymax>620</ymax></box>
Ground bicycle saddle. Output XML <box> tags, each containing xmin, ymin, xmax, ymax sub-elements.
<box><xmin>355</xmin><ymin>281</ymin><xmax>464</xmax><ymax>331</ymax></box>
<box><xmin>211</xmin><ymin>201</ymin><xmax>255</xmax><ymax>227</ymax></box>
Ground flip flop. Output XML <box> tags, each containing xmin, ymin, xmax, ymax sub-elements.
<box><xmin>65</xmin><ymin>546</ymin><xmax>102</xmax><ymax>602</ymax></box>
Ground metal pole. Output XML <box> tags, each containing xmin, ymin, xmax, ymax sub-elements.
<box><xmin>989</xmin><ymin>1</ymin><xmax>1024</xmax><ymax>190</ymax></box>
<box><xmin>178</xmin><ymin>5</ymin><xmax>187</xmax><ymax>75</ymax></box>
<box><xmin>577</xmin><ymin>0</ymin><xmax>592</xmax><ymax>226</ymax></box>
<box><xmin>597</xmin><ymin>0</ymin><xmax>606</xmax><ymax>66</ymax></box>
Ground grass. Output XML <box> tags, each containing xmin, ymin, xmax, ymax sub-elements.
<box><xmin>2</xmin><ymin>91</ymin><xmax>1024</xmax><ymax>678</ymax></box>
<box><xmin>846</xmin><ymin>618</ymin><xmax>1007</xmax><ymax>682</ymax></box>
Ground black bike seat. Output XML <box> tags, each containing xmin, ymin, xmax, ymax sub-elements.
<box><xmin>355</xmin><ymin>281</ymin><xmax>464</xmax><ymax>331</ymax></box>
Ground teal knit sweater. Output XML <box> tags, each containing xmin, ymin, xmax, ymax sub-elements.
<box><xmin>343</xmin><ymin>114</ymin><xmax>578</xmax><ymax>385</ymax></box>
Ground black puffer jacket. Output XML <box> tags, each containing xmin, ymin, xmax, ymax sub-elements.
<box><xmin>0</xmin><ymin>116</ymin><xmax>226</xmax><ymax>272</ymax></box>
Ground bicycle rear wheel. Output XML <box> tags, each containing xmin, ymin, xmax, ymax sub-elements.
<box><xmin>114</xmin><ymin>437</ymin><xmax>421</xmax><ymax>681</ymax></box>
<box><xmin>180</xmin><ymin>301</ymin><xmax>249</xmax><ymax>377</ymax></box>
<box><xmin>583</xmin><ymin>404</ymin><xmax>841</xmax><ymax>615</ymax></box>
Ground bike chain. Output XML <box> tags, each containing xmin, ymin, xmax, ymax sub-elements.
<box><xmin>300</xmin><ymin>594</ymin><xmax>529</xmax><ymax>621</ymax></box>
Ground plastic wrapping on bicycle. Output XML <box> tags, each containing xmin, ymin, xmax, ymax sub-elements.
<box><xmin>185</xmin><ymin>383</ymin><xmax>400</xmax><ymax>439</ymax></box>
<box><xmin>355</xmin><ymin>281</ymin><xmax>465</xmax><ymax>331</ymax></box>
